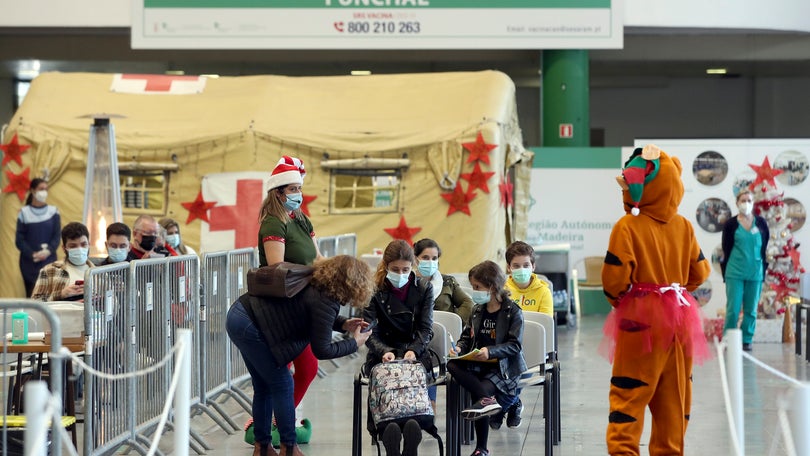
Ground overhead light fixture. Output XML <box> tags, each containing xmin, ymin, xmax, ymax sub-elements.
<box><xmin>351</xmin><ymin>70</ymin><xmax>372</xmax><ymax>76</ymax></box>
<box><xmin>165</xmin><ymin>70</ymin><xmax>186</xmax><ymax>75</ymax></box>
<box><xmin>200</xmin><ymin>74</ymin><xmax>220</xmax><ymax>78</ymax></box>
<box><xmin>706</xmin><ymin>68</ymin><xmax>727</xmax><ymax>75</ymax></box>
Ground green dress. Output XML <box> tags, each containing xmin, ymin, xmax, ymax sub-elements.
<box><xmin>258</xmin><ymin>213</ymin><xmax>316</xmax><ymax>267</ymax></box>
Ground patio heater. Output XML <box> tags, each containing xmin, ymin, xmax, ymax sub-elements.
<box><xmin>82</xmin><ymin>116</ymin><xmax>123</xmax><ymax>258</ymax></box>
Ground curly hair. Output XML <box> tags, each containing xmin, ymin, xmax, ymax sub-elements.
<box><xmin>374</xmin><ymin>239</ymin><xmax>415</xmax><ymax>289</ymax></box>
<box><xmin>311</xmin><ymin>255</ymin><xmax>375</xmax><ymax>309</ymax></box>
<box><xmin>469</xmin><ymin>260</ymin><xmax>511</xmax><ymax>304</ymax></box>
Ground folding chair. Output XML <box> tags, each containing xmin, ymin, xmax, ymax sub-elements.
<box><xmin>523</xmin><ymin>312</ymin><xmax>561</xmax><ymax>444</ymax></box>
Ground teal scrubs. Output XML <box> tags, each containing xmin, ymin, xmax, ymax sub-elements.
<box><xmin>723</xmin><ymin>223</ymin><xmax>764</xmax><ymax>344</ymax></box>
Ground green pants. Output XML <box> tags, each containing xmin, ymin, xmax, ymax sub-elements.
<box><xmin>723</xmin><ymin>278</ymin><xmax>762</xmax><ymax>344</ymax></box>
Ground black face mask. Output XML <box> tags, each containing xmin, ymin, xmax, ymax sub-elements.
<box><xmin>140</xmin><ymin>235</ymin><xmax>156</xmax><ymax>251</ymax></box>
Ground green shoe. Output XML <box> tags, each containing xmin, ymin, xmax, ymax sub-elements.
<box><xmin>244</xmin><ymin>419</ymin><xmax>255</xmax><ymax>445</ymax></box>
<box><xmin>296</xmin><ymin>418</ymin><xmax>312</xmax><ymax>444</ymax></box>
<box><xmin>271</xmin><ymin>418</ymin><xmax>313</xmax><ymax>447</ymax></box>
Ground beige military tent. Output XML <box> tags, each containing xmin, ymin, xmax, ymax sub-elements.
<box><xmin>0</xmin><ymin>70</ymin><xmax>532</xmax><ymax>298</ymax></box>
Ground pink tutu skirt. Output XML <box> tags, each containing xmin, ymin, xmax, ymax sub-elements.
<box><xmin>599</xmin><ymin>283</ymin><xmax>712</xmax><ymax>365</ymax></box>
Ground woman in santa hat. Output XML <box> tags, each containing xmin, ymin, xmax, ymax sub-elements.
<box><xmin>253</xmin><ymin>156</ymin><xmax>323</xmax><ymax>450</ymax></box>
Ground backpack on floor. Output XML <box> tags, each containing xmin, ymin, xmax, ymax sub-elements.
<box><xmin>368</xmin><ymin>360</ymin><xmax>444</xmax><ymax>456</ymax></box>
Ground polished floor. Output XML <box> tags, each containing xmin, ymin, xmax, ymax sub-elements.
<box><xmin>181</xmin><ymin>315</ymin><xmax>810</xmax><ymax>456</ymax></box>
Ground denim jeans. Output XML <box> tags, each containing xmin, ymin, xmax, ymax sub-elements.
<box><xmin>226</xmin><ymin>300</ymin><xmax>296</xmax><ymax>446</ymax></box>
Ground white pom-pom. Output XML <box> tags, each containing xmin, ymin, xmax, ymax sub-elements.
<box><xmin>631</xmin><ymin>207</ymin><xmax>640</xmax><ymax>216</ymax></box>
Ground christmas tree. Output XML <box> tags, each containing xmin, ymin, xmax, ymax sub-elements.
<box><xmin>749</xmin><ymin>157</ymin><xmax>805</xmax><ymax>319</ymax></box>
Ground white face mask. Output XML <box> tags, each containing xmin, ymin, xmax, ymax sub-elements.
<box><xmin>738</xmin><ymin>201</ymin><xmax>753</xmax><ymax>216</ymax></box>
<box><xmin>34</xmin><ymin>190</ymin><xmax>48</xmax><ymax>204</ymax></box>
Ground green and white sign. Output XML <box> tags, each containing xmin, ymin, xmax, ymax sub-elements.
<box><xmin>132</xmin><ymin>0</ymin><xmax>622</xmax><ymax>49</ymax></box>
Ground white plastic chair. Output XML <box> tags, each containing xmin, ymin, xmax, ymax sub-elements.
<box><xmin>522</xmin><ymin>311</ymin><xmax>561</xmax><ymax>444</ymax></box>
<box><xmin>433</xmin><ymin>310</ymin><xmax>463</xmax><ymax>349</ymax></box>
<box><xmin>517</xmin><ymin>321</ymin><xmax>554</xmax><ymax>454</ymax></box>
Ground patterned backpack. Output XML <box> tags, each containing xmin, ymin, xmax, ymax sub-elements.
<box><xmin>368</xmin><ymin>359</ymin><xmax>444</xmax><ymax>456</ymax></box>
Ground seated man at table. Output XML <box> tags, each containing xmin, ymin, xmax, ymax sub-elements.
<box><xmin>31</xmin><ymin>222</ymin><xmax>95</xmax><ymax>301</ymax></box>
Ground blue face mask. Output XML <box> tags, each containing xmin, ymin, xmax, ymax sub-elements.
<box><xmin>107</xmin><ymin>247</ymin><xmax>128</xmax><ymax>263</ymax></box>
<box><xmin>511</xmin><ymin>268</ymin><xmax>533</xmax><ymax>285</ymax></box>
<box><xmin>470</xmin><ymin>290</ymin><xmax>491</xmax><ymax>305</ymax></box>
<box><xmin>417</xmin><ymin>259</ymin><xmax>438</xmax><ymax>277</ymax></box>
<box><xmin>67</xmin><ymin>247</ymin><xmax>89</xmax><ymax>266</ymax></box>
<box><xmin>283</xmin><ymin>192</ymin><xmax>303</xmax><ymax>211</ymax></box>
<box><xmin>165</xmin><ymin>233</ymin><xmax>180</xmax><ymax>248</ymax></box>
<box><xmin>386</xmin><ymin>271</ymin><xmax>410</xmax><ymax>289</ymax></box>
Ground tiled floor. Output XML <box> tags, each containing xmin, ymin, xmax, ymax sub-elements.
<box><xmin>180</xmin><ymin>315</ymin><xmax>809</xmax><ymax>455</ymax></box>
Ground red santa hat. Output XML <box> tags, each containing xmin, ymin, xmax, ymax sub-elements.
<box><xmin>267</xmin><ymin>156</ymin><xmax>306</xmax><ymax>189</ymax></box>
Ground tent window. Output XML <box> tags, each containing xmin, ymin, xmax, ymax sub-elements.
<box><xmin>120</xmin><ymin>170</ymin><xmax>169</xmax><ymax>216</ymax></box>
<box><xmin>329</xmin><ymin>169</ymin><xmax>401</xmax><ymax>214</ymax></box>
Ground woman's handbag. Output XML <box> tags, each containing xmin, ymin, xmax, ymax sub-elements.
<box><xmin>247</xmin><ymin>262</ymin><xmax>314</xmax><ymax>298</ymax></box>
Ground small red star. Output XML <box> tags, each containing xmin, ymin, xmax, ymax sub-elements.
<box><xmin>1</xmin><ymin>134</ymin><xmax>31</xmax><ymax>168</ymax></box>
<box><xmin>748</xmin><ymin>157</ymin><xmax>783</xmax><ymax>190</ymax></box>
<box><xmin>441</xmin><ymin>183</ymin><xmax>476</xmax><ymax>216</ymax></box>
<box><xmin>787</xmin><ymin>246</ymin><xmax>802</xmax><ymax>273</ymax></box>
<box><xmin>462</xmin><ymin>131</ymin><xmax>497</xmax><ymax>165</ymax></box>
<box><xmin>460</xmin><ymin>162</ymin><xmax>496</xmax><ymax>193</ymax></box>
<box><xmin>3</xmin><ymin>167</ymin><xmax>31</xmax><ymax>201</ymax></box>
<box><xmin>181</xmin><ymin>191</ymin><xmax>217</xmax><ymax>224</ymax></box>
<box><xmin>383</xmin><ymin>216</ymin><xmax>422</xmax><ymax>246</ymax></box>
<box><xmin>770</xmin><ymin>281</ymin><xmax>795</xmax><ymax>303</ymax></box>
<box><xmin>301</xmin><ymin>194</ymin><xmax>317</xmax><ymax>217</ymax></box>
<box><xmin>499</xmin><ymin>175</ymin><xmax>514</xmax><ymax>208</ymax></box>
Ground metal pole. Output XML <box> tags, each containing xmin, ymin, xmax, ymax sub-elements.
<box><xmin>787</xmin><ymin>382</ymin><xmax>810</xmax><ymax>455</ymax></box>
<box><xmin>174</xmin><ymin>329</ymin><xmax>192</xmax><ymax>456</ymax></box>
<box><xmin>725</xmin><ymin>329</ymin><xmax>744</xmax><ymax>455</ymax></box>
<box><xmin>24</xmin><ymin>381</ymin><xmax>49</xmax><ymax>456</ymax></box>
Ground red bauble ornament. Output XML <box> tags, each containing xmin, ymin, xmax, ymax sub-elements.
<box><xmin>761</xmin><ymin>186</ymin><xmax>767</xmax><ymax>192</ymax></box>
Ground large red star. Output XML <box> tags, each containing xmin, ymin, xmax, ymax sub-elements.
<box><xmin>301</xmin><ymin>194</ymin><xmax>317</xmax><ymax>217</ymax></box>
<box><xmin>383</xmin><ymin>216</ymin><xmax>422</xmax><ymax>246</ymax></box>
<box><xmin>770</xmin><ymin>280</ymin><xmax>795</xmax><ymax>303</ymax></box>
<box><xmin>748</xmin><ymin>156</ymin><xmax>783</xmax><ymax>190</ymax></box>
<box><xmin>181</xmin><ymin>191</ymin><xmax>217</xmax><ymax>224</ymax></box>
<box><xmin>3</xmin><ymin>167</ymin><xmax>31</xmax><ymax>201</ymax></box>
<box><xmin>1</xmin><ymin>134</ymin><xmax>31</xmax><ymax>168</ymax></box>
<box><xmin>441</xmin><ymin>183</ymin><xmax>476</xmax><ymax>216</ymax></box>
<box><xmin>460</xmin><ymin>162</ymin><xmax>496</xmax><ymax>193</ymax></box>
<box><xmin>499</xmin><ymin>174</ymin><xmax>514</xmax><ymax>208</ymax></box>
<box><xmin>462</xmin><ymin>131</ymin><xmax>497</xmax><ymax>165</ymax></box>
<box><xmin>787</xmin><ymin>246</ymin><xmax>802</xmax><ymax>273</ymax></box>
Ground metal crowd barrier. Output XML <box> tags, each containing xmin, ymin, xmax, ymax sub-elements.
<box><xmin>0</xmin><ymin>300</ymin><xmax>67</xmax><ymax>456</ymax></box>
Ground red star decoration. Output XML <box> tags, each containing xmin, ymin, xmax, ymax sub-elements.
<box><xmin>460</xmin><ymin>162</ymin><xmax>496</xmax><ymax>193</ymax></box>
<box><xmin>787</xmin><ymin>246</ymin><xmax>802</xmax><ymax>273</ymax></box>
<box><xmin>441</xmin><ymin>183</ymin><xmax>477</xmax><ymax>216</ymax></box>
<box><xmin>3</xmin><ymin>167</ymin><xmax>31</xmax><ymax>201</ymax></box>
<box><xmin>383</xmin><ymin>216</ymin><xmax>422</xmax><ymax>246</ymax></box>
<box><xmin>770</xmin><ymin>281</ymin><xmax>795</xmax><ymax>303</ymax></box>
<box><xmin>462</xmin><ymin>131</ymin><xmax>497</xmax><ymax>165</ymax></box>
<box><xmin>499</xmin><ymin>175</ymin><xmax>514</xmax><ymax>208</ymax></box>
<box><xmin>301</xmin><ymin>194</ymin><xmax>317</xmax><ymax>217</ymax></box>
<box><xmin>181</xmin><ymin>191</ymin><xmax>217</xmax><ymax>224</ymax></box>
<box><xmin>748</xmin><ymin>156</ymin><xmax>783</xmax><ymax>190</ymax></box>
<box><xmin>0</xmin><ymin>134</ymin><xmax>31</xmax><ymax>168</ymax></box>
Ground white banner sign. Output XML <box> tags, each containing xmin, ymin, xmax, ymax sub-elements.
<box><xmin>132</xmin><ymin>0</ymin><xmax>622</xmax><ymax>50</ymax></box>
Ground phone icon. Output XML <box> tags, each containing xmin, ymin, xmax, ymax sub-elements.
<box><xmin>334</xmin><ymin>21</ymin><xmax>345</xmax><ymax>33</ymax></box>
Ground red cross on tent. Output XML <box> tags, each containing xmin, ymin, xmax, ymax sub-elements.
<box><xmin>111</xmin><ymin>74</ymin><xmax>207</xmax><ymax>94</ymax></box>
<box><xmin>208</xmin><ymin>179</ymin><xmax>264</xmax><ymax>249</ymax></box>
